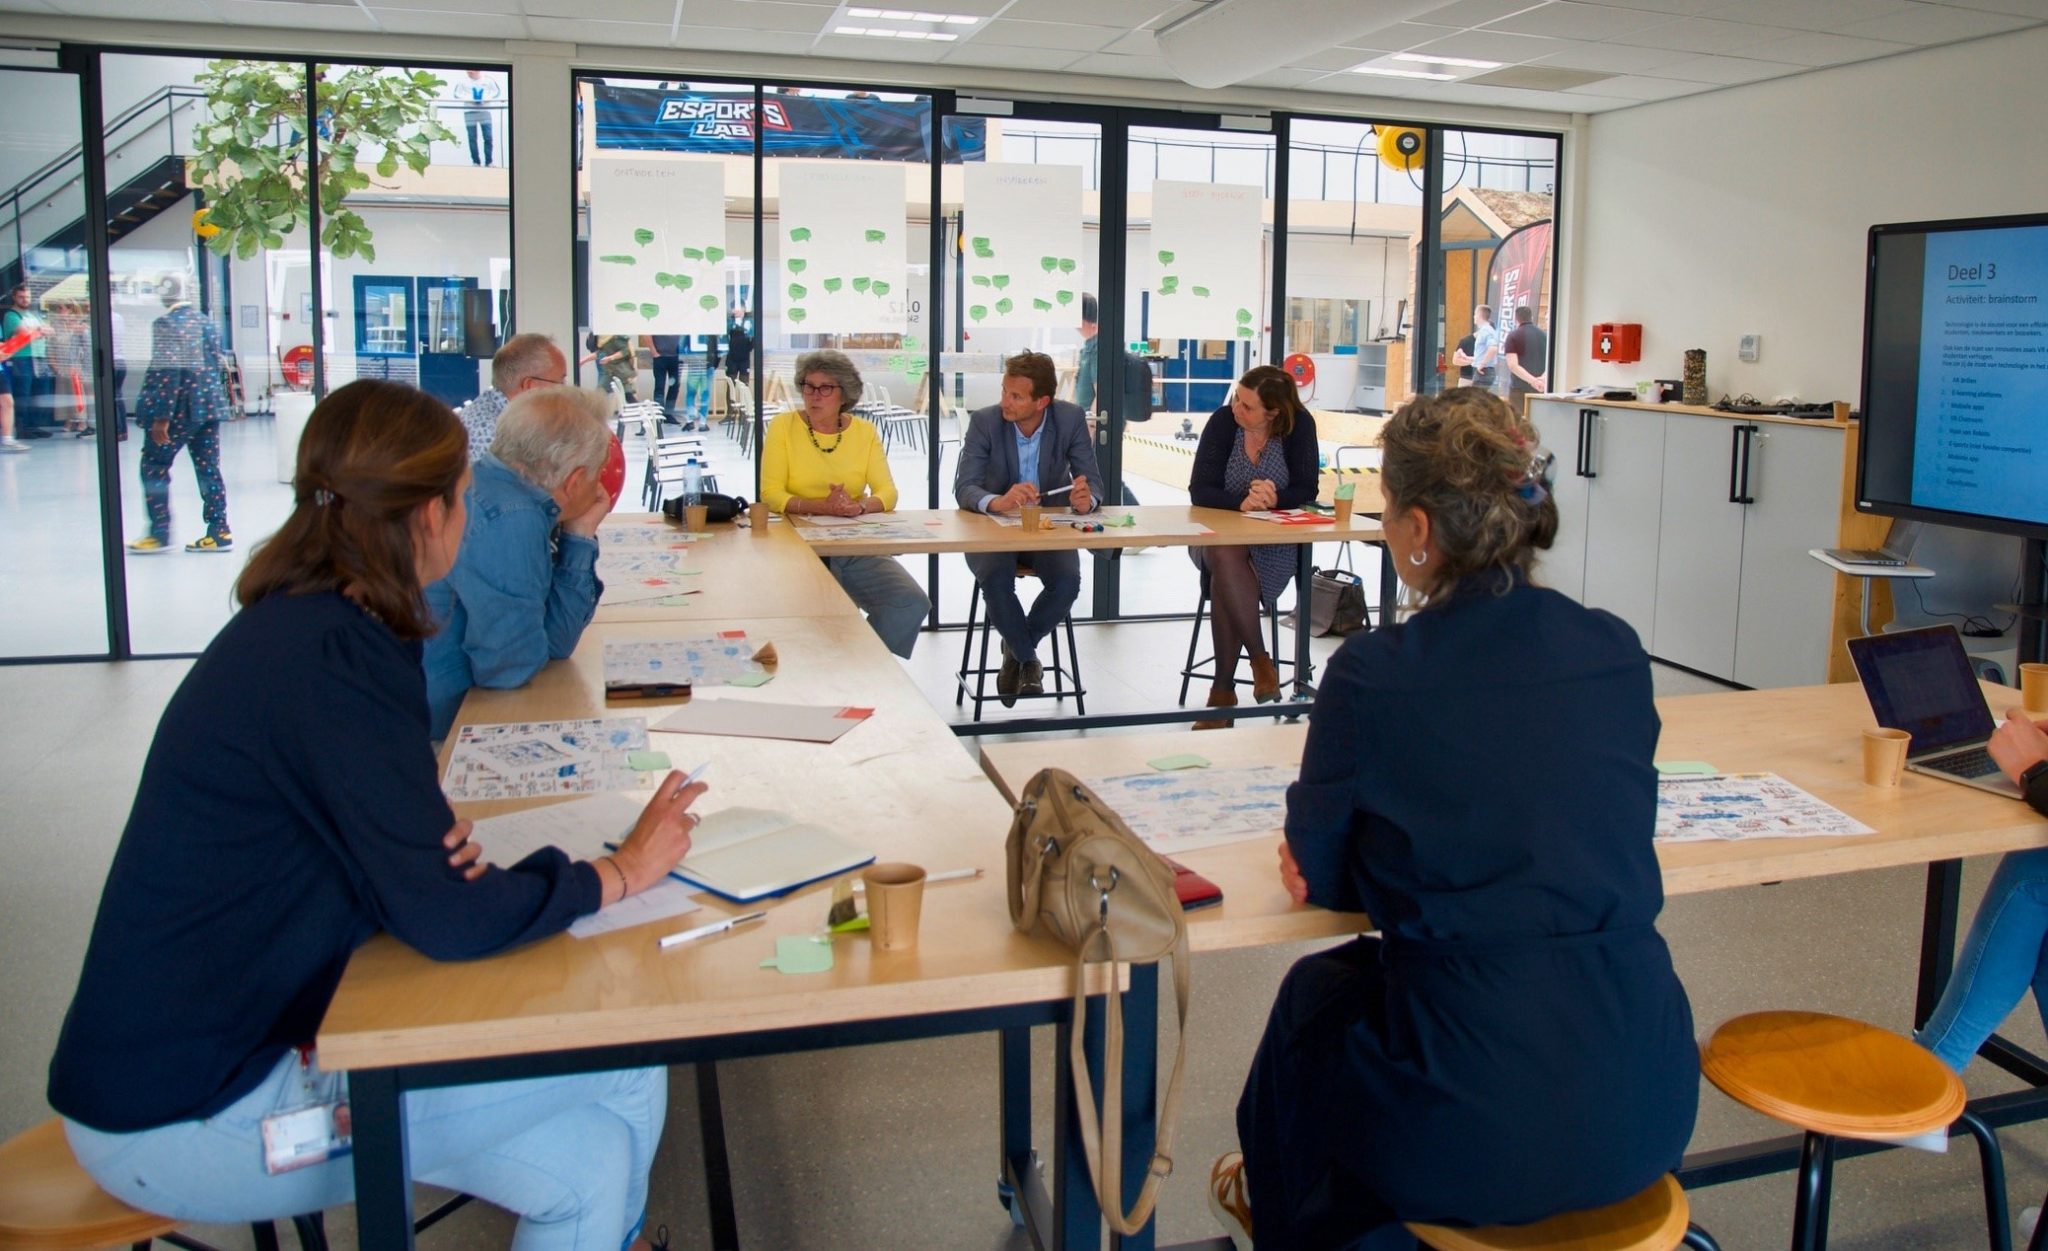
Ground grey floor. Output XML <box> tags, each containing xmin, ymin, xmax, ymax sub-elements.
<box><xmin>5</xmin><ymin>420</ymin><xmax>2047</xmax><ymax>1247</ymax></box>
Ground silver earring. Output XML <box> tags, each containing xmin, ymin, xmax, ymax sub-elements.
<box><xmin>1409</xmin><ymin>551</ymin><xmax>1427</xmax><ymax>566</ymax></box>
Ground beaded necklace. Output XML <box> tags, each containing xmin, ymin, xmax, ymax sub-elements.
<box><xmin>803</xmin><ymin>413</ymin><xmax>847</xmax><ymax>454</ymax></box>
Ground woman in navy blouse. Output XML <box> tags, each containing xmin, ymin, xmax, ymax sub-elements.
<box><xmin>1187</xmin><ymin>365</ymin><xmax>1320</xmax><ymax>723</ymax></box>
<box><xmin>1210</xmin><ymin>387</ymin><xmax>1697</xmax><ymax>1249</ymax></box>
<box><xmin>50</xmin><ymin>380</ymin><xmax>703</xmax><ymax>1251</ymax></box>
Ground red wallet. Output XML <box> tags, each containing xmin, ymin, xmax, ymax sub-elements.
<box><xmin>1163</xmin><ymin>857</ymin><xmax>1223</xmax><ymax>911</ymax></box>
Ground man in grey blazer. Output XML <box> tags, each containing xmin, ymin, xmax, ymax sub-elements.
<box><xmin>954</xmin><ymin>351</ymin><xmax>1102</xmax><ymax>705</ymax></box>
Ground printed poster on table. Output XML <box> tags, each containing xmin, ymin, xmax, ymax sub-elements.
<box><xmin>962</xmin><ymin>163</ymin><xmax>1084</xmax><ymax>330</ymax></box>
<box><xmin>1147</xmin><ymin>180</ymin><xmax>1263</xmax><ymax>343</ymax></box>
<box><xmin>776</xmin><ymin>161</ymin><xmax>907</xmax><ymax>335</ymax></box>
<box><xmin>588</xmin><ymin>154</ymin><xmax>728</xmax><ymax>337</ymax></box>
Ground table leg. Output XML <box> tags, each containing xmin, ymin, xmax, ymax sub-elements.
<box><xmin>696</xmin><ymin>1062</ymin><xmax>741</xmax><ymax>1250</ymax></box>
<box><xmin>349</xmin><ymin>1068</ymin><xmax>416</xmax><ymax>1251</ymax></box>
<box><xmin>998</xmin><ymin>1026</ymin><xmax>1035</xmax><ymax>1226</ymax></box>
<box><xmin>1054</xmin><ymin>998</ymin><xmax>1106</xmax><ymax>1251</ymax></box>
<box><xmin>1376</xmin><ymin>542</ymin><xmax>1397</xmax><ymax>629</ymax></box>
<box><xmin>1916</xmin><ymin>859</ymin><xmax>1963</xmax><ymax>1028</ymax></box>
<box><xmin>1111</xmin><ymin>964</ymin><xmax>1158</xmax><ymax>1251</ymax></box>
<box><xmin>1293</xmin><ymin>543</ymin><xmax>1314</xmax><ymax>695</ymax></box>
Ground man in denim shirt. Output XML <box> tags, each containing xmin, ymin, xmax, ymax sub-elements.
<box><xmin>424</xmin><ymin>386</ymin><xmax>614</xmax><ymax>738</ymax></box>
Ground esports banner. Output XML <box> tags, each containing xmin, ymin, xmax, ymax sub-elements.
<box><xmin>590</xmin><ymin>84</ymin><xmax>984</xmax><ymax>163</ymax></box>
<box><xmin>1485</xmin><ymin>220</ymin><xmax>1552</xmax><ymax>323</ymax></box>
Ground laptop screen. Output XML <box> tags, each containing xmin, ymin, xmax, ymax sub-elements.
<box><xmin>1848</xmin><ymin>626</ymin><xmax>1996</xmax><ymax>753</ymax></box>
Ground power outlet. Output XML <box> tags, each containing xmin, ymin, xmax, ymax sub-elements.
<box><xmin>1738</xmin><ymin>334</ymin><xmax>1761</xmax><ymax>363</ymax></box>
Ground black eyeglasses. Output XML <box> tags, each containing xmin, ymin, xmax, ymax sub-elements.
<box><xmin>800</xmin><ymin>381</ymin><xmax>840</xmax><ymax>395</ymax></box>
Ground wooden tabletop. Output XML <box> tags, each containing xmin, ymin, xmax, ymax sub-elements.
<box><xmin>789</xmin><ymin>505</ymin><xmax>1383</xmax><ymax>558</ymax></box>
<box><xmin>978</xmin><ymin>679</ymin><xmax>2048</xmax><ymax>948</ymax></box>
<box><xmin>321</xmin><ymin>614</ymin><xmax>1067</xmax><ymax>1071</ymax></box>
<box><xmin>593</xmin><ymin>514</ymin><xmax>859</xmax><ymax>624</ymax></box>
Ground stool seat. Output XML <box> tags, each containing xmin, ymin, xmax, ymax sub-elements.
<box><xmin>1700</xmin><ymin>1010</ymin><xmax>1965</xmax><ymax>1139</ymax></box>
<box><xmin>1407</xmin><ymin>1175</ymin><xmax>1692</xmax><ymax>1251</ymax></box>
<box><xmin>0</xmin><ymin>1117</ymin><xmax>179</xmax><ymax>1250</ymax></box>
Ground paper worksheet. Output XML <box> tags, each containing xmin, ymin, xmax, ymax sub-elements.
<box><xmin>670</xmin><ymin>804</ymin><xmax>875</xmax><ymax>902</ymax></box>
<box><xmin>1654</xmin><ymin>773</ymin><xmax>1874</xmax><ymax>842</ymax></box>
<box><xmin>444</xmin><ymin>717</ymin><xmax>651</xmax><ymax>802</ymax></box>
<box><xmin>466</xmin><ymin>794</ymin><xmax>704</xmax><ymax>938</ymax></box>
<box><xmin>653</xmin><ymin>697</ymin><xmax>873</xmax><ymax>743</ymax></box>
<box><xmin>1244</xmin><ymin>510</ymin><xmax>1332</xmax><ymax>526</ymax></box>
<box><xmin>1085</xmin><ymin>764</ymin><xmax>1291</xmax><ymax>854</ymax></box>
<box><xmin>598</xmin><ymin>550</ymin><xmax>700</xmax><ymax>605</ymax></box>
<box><xmin>793</xmin><ymin>518</ymin><xmax>943</xmax><ymax>544</ymax></box>
<box><xmin>603</xmin><ymin>634</ymin><xmax>765</xmax><ymax>693</ymax></box>
<box><xmin>597</xmin><ymin>523</ymin><xmax>699</xmax><ymax>549</ymax></box>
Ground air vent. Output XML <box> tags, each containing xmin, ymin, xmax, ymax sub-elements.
<box><xmin>1466</xmin><ymin>66</ymin><xmax>1614</xmax><ymax>91</ymax></box>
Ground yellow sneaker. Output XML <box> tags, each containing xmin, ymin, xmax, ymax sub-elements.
<box><xmin>126</xmin><ymin>535</ymin><xmax>170</xmax><ymax>555</ymax></box>
<box><xmin>185</xmin><ymin>533</ymin><xmax>234</xmax><ymax>553</ymax></box>
<box><xmin>1208</xmin><ymin>1152</ymin><xmax>1251</xmax><ymax>1251</ymax></box>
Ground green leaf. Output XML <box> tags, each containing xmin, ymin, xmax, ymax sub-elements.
<box><xmin>1157</xmin><ymin>250</ymin><xmax>1175</xmax><ymax>265</ymax></box>
<box><xmin>375</xmin><ymin>152</ymin><xmax>398</xmax><ymax>179</ymax></box>
<box><xmin>640</xmin><ymin>303</ymin><xmax>661</xmax><ymax>320</ymax></box>
<box><xmin>700</xmin><ymin>294</ymin><xmax>720</xmax><ymax>311</ymax></box>
<box><xmin>787</xmin><ymin>258</ymin><xmax>807</xmax><ymax>274</ymax></box>
<box><xmin>633</xmin><ymin>228</ymin><xmax>655</xmax><ymax>246</ymax></box>
<box><xmin>788</xmin><ymin>283</ymin><xmax>807</xmax><ymax>300</ymax></box>
<box><xmin>969</xmin><ymin>304</ymin><xmax>988</xmax><ymax>322</ymax></box>
<box><xmin>822</xmin><ymin>277</ymin><xmax>843</xmax><ymax>293</ymax></box>
<box><xmin>1040</xmin><ymin>256</ymin><xmax>1058</xmax><ymax>272</ymax></box>
<box><xmin>790</xmin><ymin>227</ymin><xmax>812</xmax><ymax>242</ymax></box>
<box><xmin>705</xmin><ymin>247</ymin><xmax>725</xmax><ymax>263</ymax></box>
<box><xmin>788</xmin><ymin>307</ymin><xmax>807</xmax><ymax>323</ymax></box>
<box><xmin>598</xmin><ymin>254</ymin><xmax>637</xmax><ymax>265</ymax></box>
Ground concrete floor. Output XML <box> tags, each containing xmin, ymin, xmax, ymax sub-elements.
<box><xmin>3</xmin><ymin>417</ymin><xmax>2046</xmax><ymax>1248</ymax></box>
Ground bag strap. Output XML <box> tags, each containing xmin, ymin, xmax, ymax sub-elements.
<box><xmin>1066</xmin><ymin>920</ymin><xmax>1192</xmax><ymax>1236</ymax></box>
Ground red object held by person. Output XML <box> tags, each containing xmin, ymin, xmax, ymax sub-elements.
<box><xmin>600</xmin><ymin>434</ymin><xmax>626</xmax><ymax>507</ymax></box>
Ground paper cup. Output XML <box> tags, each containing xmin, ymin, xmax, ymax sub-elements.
<box><xmin>2023</xmin><ymin>663</ymin><xmax>2048</xmax><ymax>715</ymax></box>
<box><xmin>1019</xmin><ymin>503</ymin><xmax>1043</xmax><ymax>532</ymax></box>
<box><xmin>863</xmin><ymin>863</ymin><xmax>927</xmax><ymax>952</ymax></box>
<box><xmin>1862</xmin><ymin>727</ymin><xmax>1911</xmax><ymax>787</ymax></box>
<box><xmin>685</xmin><ymin>504</ymin><xmax>709</xmax><ymax>531</ymax></box>
<box><xmin>748</xmin><ymin>501</ymin><xmax>769</xmax><ymax>533</ymax></box>
<box><xmin>1333</xmin><ymin>495</ymin><xmax>1354</xmax><ymax>525</ymax></box>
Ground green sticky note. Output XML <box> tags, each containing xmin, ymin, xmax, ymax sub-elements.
<box><xmin>728</xmin><ymin>671</ymin><xmax>774</xmax><ymax>687</ymax></box>
<box><xmin>633</xmin><ymin>227</ymin><xmax>655</xmax><ymax>246</ymax></box>
<box><xmin>1656</xmin><ymin>760</ymin><xmax>1718</xmax><ymax>775</ymax></box>
<box><xmin>760</xmin><ymin>935</ymin><xmax>835</xmax><ymax>974</ymax></box>
<box><xmin>787</xmin><ymin>258</ymin><xmax>806</xmax><ymax>274</ymax></box>
<box><xmin>1108</xmin><ymin>513</ymin><xmax>1136</xmax><ymax>527</ymax></box>
<box><xmin>1148</xmin><ymin>753</ymin><xmax>1211</xmax><ymax>771</ymax></box>
<box><xmin>628</xmin><ymin>750</ymin><xmax>673</xmax><ymax>772</ymax></box>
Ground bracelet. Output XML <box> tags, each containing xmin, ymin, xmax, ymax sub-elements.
<box><xmin>598</xmin><ymin>855</ymin><xmax>630</xmax><ymax>898</ymax></box>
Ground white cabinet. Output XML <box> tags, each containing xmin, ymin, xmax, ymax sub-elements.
<box><xmin>1528</xmin><ymin>399</ymin><xmax>1844</xmax><ymax>688</ymax></box>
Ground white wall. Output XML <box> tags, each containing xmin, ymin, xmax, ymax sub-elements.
<box><xmin>1573</xmin><ymin>26</ymin><xmax>2048</xmax><ymax>632</ymax></box>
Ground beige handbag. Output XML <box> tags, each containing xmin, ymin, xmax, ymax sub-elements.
<box><xmin>1006</xmin><ymin>768</ymin><xmax>1190</xmax><ymax>1236</ymax></box>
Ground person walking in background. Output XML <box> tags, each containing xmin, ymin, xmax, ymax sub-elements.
<box><xmin>47</xmin><ymin>299</ymin><xmax>92</xmax><ymax>437</ymax></box>
<box><xmin>129</xmin><ymin>276</ymin><xmax>233</xmax><ymax>555</ymax></box>
<box><xmin>0</xmin><ymin>358</ymin><xmax>22</xmax><ymax>453</ymax></box>
<box><xmin>582</xmin><ymin>333</ymin><xmax>638</xmax><ymax>402</ymax></box>
<box><xmin>645</xmin><ymin>333</ymin><xmax>682</xmax><ymax>422</ymax></box>
<box><xmin>456</xmin><ymin>69</ymin><xmax>501</xmax><ymax>167</ymax></box>
<box><xmin>724</xmin><ymin>313</ymin><xmax>753</xmax><ymax>386</ymax></box>
<box><xmin>1503</xmin><ymin>305</ymin><xmax>1550</xmax><ymax>406</ymax></box>
<box><xmin>2</xmin><ymin>283</ymin><xmax>51</xmax><ymax>436</ymax></box>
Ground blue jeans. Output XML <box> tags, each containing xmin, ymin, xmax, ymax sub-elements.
<box><xmin>1916</xmin><ymin>848</ymin><xmax>2048</xmax><ymax>1072</ymax></box>
<box><xmin>825</xmin><ymin>555</ymin><xmax>929</xmax><ymax>658</ymax></box>
<box><xmin>964</xmin><ymin>549</ymin><xmax>1080</xmax><ymax>661</ymax></box>
<box><xmin>65</xmin><ymin>1051</ymin><xmax>665</xmax><ymax>1251</ymax></box>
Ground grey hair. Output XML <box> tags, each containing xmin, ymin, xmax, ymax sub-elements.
<box><xmin>490</xmin><ymin>385</ymin><xmax>612</xmax><ymax>491</ymax></box>
<box><xmin>491</xmin><ymin>333</ymin><xmax>562</xmax><ymax>394</ymax></box>
<box><xmin>793</xmin><ymin>349</ymin><xmax>864</xmax><ymax>413</ymax></box>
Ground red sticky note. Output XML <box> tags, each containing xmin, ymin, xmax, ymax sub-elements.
<box><xmin>718</xmin><ymin>630</ymin><xmax>747</xmax><ymax>639</ymax></box>
<box><xmin>642</xmin><ymin>578</ymin><xmax>668</xmax><ymax>586</ymax></box>
<box><xmin>836</xmin><ymin>707</ymin><xmax>874</xmax><ymax>720</ymax></box>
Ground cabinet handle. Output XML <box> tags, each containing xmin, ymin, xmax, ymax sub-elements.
<box><xmin>1584</xmin><ymin>412</ymin><xmax>1599</xmax><ymax>479</ymax></box>
<box><xmin>1576</xmin><ymin>408</ymin><xmax>1596</xmax><ymax>478</ymax></box>
<box><xmin>1727</xmin><ymin>424</ymin><xmax>1744</xmax><ymax>503</ymax></box>
<box><xmin>1731</xmin><ymin>424</ymin><xmax>1759</xmax><ymax>505</ymax></box>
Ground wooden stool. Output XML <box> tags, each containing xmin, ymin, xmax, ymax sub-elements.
<box><xmin>0</xmin><ymin>1118</ymin><xmax>182</xmax><ymax>1249</ymax></box>
<box><xmin>1177</xmin><ymin>578</ymin><xmax>1295</xmax><ymax>705</ymax></box>
<box><xmin>1700</xmin><ymin>1010</ymin><xmax>2011</xmax><ymax>1251</ymax></box>
<box><xmin>1407</xmin><ymin>1175</ymin><xmax>1720</xmax><ymax>1251</ymax></box>
<box><xmin>955</xmin><ymin>565</ymin><xmax>1085</xmax><ymax>720</ymax></box>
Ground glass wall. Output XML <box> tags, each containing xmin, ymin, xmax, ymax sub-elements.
<box><xmin>0</xmin><ymin>64</ymin><xmax>104</xmax><ymax>658</ymax></box>
<box><xmin>1429</xmin><ymin>128</ymin><xmax>1558</xmax><ymax>406</ymax></box>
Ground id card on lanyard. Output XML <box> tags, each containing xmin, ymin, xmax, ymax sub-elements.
<box><xmin>259</xmin><ymin>1044</ymin><xmax>352</xmax><ymax>1175</ymax></box>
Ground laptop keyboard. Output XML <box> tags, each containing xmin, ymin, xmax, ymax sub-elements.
<box><xmin>1920</xmin><ymin>747</ymin><xmax>2001</xmax><ymax>779</ymax></box>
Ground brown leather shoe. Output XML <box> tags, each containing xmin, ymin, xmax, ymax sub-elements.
<box><xmin>1250</xmin><ymin>656</ymin><xmax>1282</xmax><ymax>704</ymax></box>
<box><xmin>1193</xmin><ymin>686</ymin><xmax>1236</xmax><ymax>730</ymax></box>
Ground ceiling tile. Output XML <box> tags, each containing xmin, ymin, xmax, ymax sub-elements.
<box><xmin>526</xmin><ymin>15</ymin><xmax>671</xmax><ymax>40</ymax></box>
<box><xmin>806</xmin><ymin>32</ymin><xmax>941</xmax><ymax>59</ymax></box>
<box><xmin>1403</xmin><ymin>29</ymin><xmax>1571</xmax><ymax>61</ymax></box>
<box><xmin>0</xmin><ymin>0</ymin><xmax>60</xmax><ymax>11</ymax></box>
<box><xmin>1531</xmin><ymin>40</ymin><xmax>1691</xmax><ymax>71</ymax></box>
<box><xmin>1701</xmin><ymin>0</ymin><xmax>1919</xmax><ymax>28</ymax></box>
<box><xmin>1004</xmin><ymin>0</ymin><xmax>1179</xmax><ymax>25</ymax></box>
<box><xmin>934</xmin><ymin>41</ymin><xmax>1087</xmax><ymax>70</ymax></box>
<box><xmin>1415</xmin><ymin>0</ymin><xmax>1547</xmax><ymax>24</ymax></box>
<box><xmin>1064</xmin><ymin>51</ymin><xmax>1182</xmax><ymax>78</ymax></box>
<box><xmin>1237</xmin><ymin>67</ymin><xmax>1333</xmax><ymax>88</ymax></box>
<box><xmin>1934</xmin><ymin>0</ymin><xmax>2048</xmax><ymax>13</ymax></box>
<box><xmin>1564</xmin><ymin>72</ymin><xmax>1716</xmax><ymax>98</ymax></box>
<box><xmin>1580</xmin><ymin>0</ymin><xmax>1725</xmax><ymax>11</ymax></box>
<box><xmin>1341</xmin><ymin>21</ymin><xmax>1459</xmax><ymax>50</ymax></box>
<box><xmin>1102</xmin><ymin>28</ymin><xmax>1158</xmax><ymax>55</ymax></box>
<box><xmin>211</xmin><ymin>0</ymin><xmax>375</xmax><ymax>29</ymax></box>
<box><xmin>1483</xmin><ymin>2</ymin><xmax>1671</xmax><ymax>40</ymax></box>
<box><xmin>1839</xmin><ymin>3</ymin><xmax>2037</xmax><ymax>41</ymax></box>
<box><xmin>1290</xmin><ymin>46</ymin><xmax>1391</xmax><ymax>71</ymax></box>
<box><xmin>526</xmin><ymin>0</ymin><xmax>673</xmax><ymax>17</ymax></box>
<box><xmin>1143</xmin><ymin>1</ymin><xmax>1201</xmax><ymax>26</ymax></box>
<box><xmin>373</xmin><ymin>7</ymin><xmax>530</xmax><ymax>35</ymax></box>
<box><xmin>679</xmin><ymin>0</ymin><xmax>825</xmax><ymax>32</ymax></box>
<box><xmin>45</xmin><ymin>0</ymin><xmax>218</xmax><ymax>15</ymax></box>
<box><xmin>1608</xmin><ymin>16</ymin><xmax>1791</xmax><ymax>53</ymax></box>
<box><xmin>1641</xmin><ymin>51</ymin><xmax>1798</xmax><ymax>81</ymax></box>
<box><xmin>973</xmin><ymin>18</ymin><xmax>1122</xmax><ymax>51</ymax></box>
<box><xmin>1726</xmin><ymin>29</ymin><xmax>1915</xmax><ymax>63</ymax></box>
<box><xmin>671</xmin><ymin>23</ymin><xmax>819</xmax><ymax>52</ymax></box>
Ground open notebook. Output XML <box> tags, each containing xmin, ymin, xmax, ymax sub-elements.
<box><xmin>670</xmin><ymin>806</ymin><xmax>875</xmax><ymax>903</ymax></box>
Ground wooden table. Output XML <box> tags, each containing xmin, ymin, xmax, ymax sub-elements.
<box><xmin>326</xmin><ymin>614</ymin><xmax>1132</xmax><ymax>1250</ymax></box>
<box><xmin>979</xmin><ymin>679</ymin><xmax>2048</xmax><ymax>1210</ymax></box>
<box><xmin>593</xmin><ymin>515</ymin><xmax>857</xmax><ymax>625</ymax></box>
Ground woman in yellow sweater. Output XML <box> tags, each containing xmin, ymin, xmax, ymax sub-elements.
<box><xmin>760</xmin><ymin>349</ymin><xmax>930</xmax><ymax>656</ymax></box>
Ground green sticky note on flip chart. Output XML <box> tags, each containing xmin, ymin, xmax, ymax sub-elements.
<box><xmin>1148</xmin><ymin>753</ymin><xmax>1211</xmax><ymax>772</ymax></box>
<box><xmin>628</xmin><ymin>750</ymin><xmax>673</xmax><ymax>772</ymax></box>
<box><xmin>1655</xmin><ymin>760</ymin><xmax>1717</xmax><ymax>775</ymax></box>
<box><xmin>760</xmin><ymin>935</ymin><xmax>835</xmax><ymax>975</ymax></box>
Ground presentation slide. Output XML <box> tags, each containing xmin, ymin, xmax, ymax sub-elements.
<box><xmin>1910</xmin><ymin>226</ymin><xmax>2048</xmax><ymax>526</ymax></box>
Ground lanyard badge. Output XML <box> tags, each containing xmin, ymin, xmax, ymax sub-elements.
<box><xmin>259</xmin><ymin>1045</ymin><xmax>352</xmax><ymax>1175</ymax></box>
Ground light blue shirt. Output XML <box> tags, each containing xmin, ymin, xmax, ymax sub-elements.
<box><xmin>422</xmin><ymin>454</ymin><xmax>603</xmax><ymax>738</ymax></box>
<box><xmin>977</xmin><ymin>417</ymin><xmax>1047</xmax><ymax>513</ymax></box>
<box><xmin>1472</xmin><ymin>321</ymin><xmax>1502</xmax><ymax>372</ymax></box>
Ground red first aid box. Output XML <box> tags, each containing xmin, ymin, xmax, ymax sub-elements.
<box><xmin>1591</xmin><ymin>323</ymin><xmax>1641</xmax><ymax>363</ymax></box>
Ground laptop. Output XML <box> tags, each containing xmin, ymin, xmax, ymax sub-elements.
<box><xmin>1847</xmin><ymin>625</ymin><xmax>2021</xmax><ymax>797</ymax></box>
<box><xmin>1825</xmin><ymin>519</ymin><xmax>1921</xmax><ymax>568</ymax></box>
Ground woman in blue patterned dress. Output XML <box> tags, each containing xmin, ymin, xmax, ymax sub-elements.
<box><xmin>1187</xmin><ymin>365</ymin><xmax>1319</xmax><ymax>725</ymax></box>
<box><xmin>129</xmin><ymin>275</ymin><xmax>234</xmax><ymax>554</ymax></box>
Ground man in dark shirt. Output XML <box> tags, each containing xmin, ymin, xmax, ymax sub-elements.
<box><xmin>724</xmin><ymin>314</ymin><xmax>753</xmax><ymax>385</ymax></box>
<box><xmin>645</xmin><ymin>333</ymin><xmax>682</xmax><ymax>422</ymax></box>
<box><xmin>1502</xmin><ymin>305</ymin><xmax>1550</xmax><ymax>405</ymax></box>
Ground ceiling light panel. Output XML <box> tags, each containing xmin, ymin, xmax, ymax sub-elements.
<box><xmin>1349</xmin><ymin>64</ymin><xmax>1457</xmax><ymax>79</ymax></box>
<box><xmin>1389</xmin><ymin>51</ymin><xmax>1502</xmax><ymax>68</ymax></box>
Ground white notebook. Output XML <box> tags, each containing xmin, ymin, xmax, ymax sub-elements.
<box><xmin>671</xmin><ymin>805</ymin><xmax>874</xmax><ymax>903</ymax></box>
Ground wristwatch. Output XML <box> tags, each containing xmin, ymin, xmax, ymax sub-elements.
<box><xmin>2021</xmin><ymin>759</ymin><xmax>2048</xmax><ymax>817</ymax></box>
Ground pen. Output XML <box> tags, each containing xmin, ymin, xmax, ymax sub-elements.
<box><xmin>853</xmin><ymin>867</ymin><xmax>983</xmax><ymax>891</ymax></box>
<box><xmin>657</xmin><ymin>910</ymin><xmax>767</xmax><ymax>949</ymax></box>
<box><xmin>679</xmin><ymin>760</ymin><xmax>710</xmax><ymax>789</ymax></box>
<box><xmin>1039</xmin><ymin>484</ymin><xmax>1075</xmax><ymax>499</ymax></box>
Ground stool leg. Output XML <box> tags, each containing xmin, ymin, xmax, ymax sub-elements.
<box><xmin>956</xmin><ymin>582</ymin><xmax>979</xmax><ymax>709</ymax></box>
<box><xmin>972</xmin><ymin>588</ymin><xmax>995</xmax><ymax>722</ymax></box>
<box><xmin>2031</xmin><ymin>1195</ymin><xmax>2048</xmax><ymax>1251</ymax></box>
<box><xmin>1046</xmin><ymin>612</ymin><xmax>1064</xmax><ymax>699</ymax></box>
<box><xmin>1064</xmin><ymin>612</ymin><xmax>1085</xmax><ymax>715</ymax></box>
<box><xmin>1790</xmin><ymin>1131</ymin><xmax>1835</xmax><ymax>1251</ymax></box>
<box><xmin>293</xmin><ymin>1211</ymin><xmax>331</xmax><ymax>1251</ymax></box>
<box><xmin>1683</xmin><ymin>1226</ymin><xmax>1724</xmax><ymax>1251</ymax></box>
<box><xmin>1180</xmin><ymin>588</ymin><xmax>1208</xmax><ymax>705</ymax></box>
<box><xmin>1956</xmin><ymin>1110</ymin><xmax>2014</xmax><ymax>1251</ymax></box>
<box><xmin>252</xmin><ymin>1222</ymin><xmax>282</xmax><ymax>1251</ymax></box>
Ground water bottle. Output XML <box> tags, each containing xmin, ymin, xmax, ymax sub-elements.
<box><xmin>682</xmin><ymin>458</ymin><xmax>703</xmax><ymax>508</ymax></box>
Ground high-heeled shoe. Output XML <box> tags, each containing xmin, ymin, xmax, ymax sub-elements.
<box><xmin>1193</xmin><ymin>686</ymin><xmax>1236</xmax><ymax>730</ymax></box>
<box><xmin>1250</xmin><ymin>656</ymin><xmax>1282</xmax><ymax>704</ymax></box>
